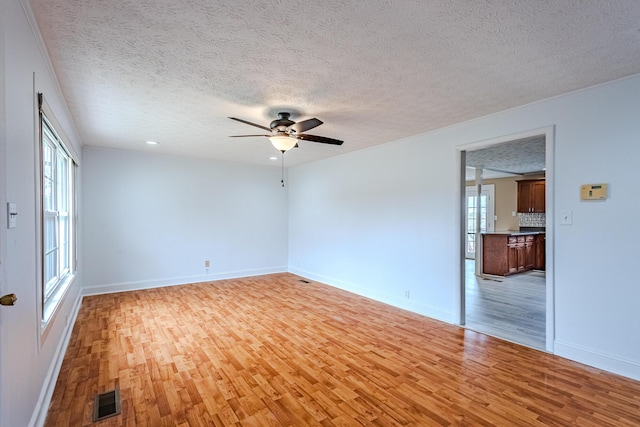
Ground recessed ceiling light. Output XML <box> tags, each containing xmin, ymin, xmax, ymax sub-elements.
<box><xmin>146</xmin><ymin>141</ymin><xmax>158</xmax><ymax>145</ymax></box>
<box><xmin>269</xmin><ymin>156</ymin><xmax>278</xmax><ymax>160</ymax></box>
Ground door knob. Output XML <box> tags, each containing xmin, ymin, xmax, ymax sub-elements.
<box><xmin>0</xmin><ymin>293</ymin><xmax>17</xmax><ymax>306</ymax></box>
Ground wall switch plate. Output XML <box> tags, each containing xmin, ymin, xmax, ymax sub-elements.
<box><xmin>561</xmin><ymin>210</ymin><xmax>572</xmax><ymax>225</ymax></box>
<box><xmin>7</xmin><ymin>203</ymin><xmax>17</xmax><ymax>229</ymax></box>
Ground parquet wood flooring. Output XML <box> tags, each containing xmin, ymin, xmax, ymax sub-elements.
<box><xmin>45</xmin><ymin>273</ymin><xmax>640</xmax><ymax>426</ymax></box>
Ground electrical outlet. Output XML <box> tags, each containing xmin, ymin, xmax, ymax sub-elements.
<box><xmin>404</xmin><ymin>290</ymin><xmax>410</xmax><ymax>299</ymax></box>
<box><xmin>204</xmin><ymin>260</ymin><xmax>210</xmax><ymax>268</ymax></box>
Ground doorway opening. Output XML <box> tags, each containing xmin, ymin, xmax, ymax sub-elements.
<box><xmin>459</xmin><ymin>129</ymin><xmax>553</xmax><ymax>352</ymax></box>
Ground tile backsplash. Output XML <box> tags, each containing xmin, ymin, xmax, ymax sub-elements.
<box><xmin>519</xmin><ymin>212</ymin><xmax>546</xmax><ymax>227</ymax></box>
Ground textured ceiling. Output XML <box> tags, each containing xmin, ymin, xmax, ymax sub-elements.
<box><xmin>29</xmin><ymin>0</ymin><xmax>640</xmax><ymax>167</ymax></box>
<box><xmin>465</xmin><ymin>135</ymin><xmax>546</xmax><ymax>180</ymax></box>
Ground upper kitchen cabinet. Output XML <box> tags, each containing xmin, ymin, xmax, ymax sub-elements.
<box><xmin>517</xmin><ymin>179</ymin><xmax>545</xmax><ymax>213</ymax></box>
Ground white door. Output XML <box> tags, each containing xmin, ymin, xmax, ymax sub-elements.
<box><xmin>465</xmin><ymin>185</ymin><xmax>495</xmax><ymax>259</ymax></box>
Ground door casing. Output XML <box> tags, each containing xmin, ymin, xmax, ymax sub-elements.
<box><xmin>456</xmin><ymin>126</ymin><xmax>555</xmax><ymax>352</ymax></box>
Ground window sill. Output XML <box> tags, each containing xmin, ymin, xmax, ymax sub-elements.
<box><xmin>41</xmin><ymin>273</ymin><xmax>75</xmax><ymax>335</ymax></box>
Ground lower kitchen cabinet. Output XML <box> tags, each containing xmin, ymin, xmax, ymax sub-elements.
<box><xmin>534</xmin><ymin>233</ymin><xmax>546</xmax><ymax>270</ymax></box>
<box><xmin>524</xmin><ymin>235</ymin><xmax>535</xmax><ymax>270</ymax></box>
<box><xmin>482</xmin><ymin>233</ymin><xmax>540</xmax><ymax>276</ymax></box>
<box><xmin>507</xmin><ymin>243</ymin><xmax>519</xmax><ymax>274</ymax></box>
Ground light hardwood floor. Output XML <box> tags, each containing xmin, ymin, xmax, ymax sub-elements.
<box><xmin>45</xmin><ymin>273</ymin><xmax>640</xmax><ymax>426</ymax></box>
<box><xmin>464</xmin><ymin>259</ymin><xmax>546</xmax><ymax>350</ymax></box>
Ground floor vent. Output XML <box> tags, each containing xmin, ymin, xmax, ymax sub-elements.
<box><xmin>299</xmin><ymin>279</ymin><xmax>310</xmax><ymax>284</ymax></box>
<box><xmin>93</xmin><ymin>389</ymin><xmax>121</xmax><ymax>422</ymax></box>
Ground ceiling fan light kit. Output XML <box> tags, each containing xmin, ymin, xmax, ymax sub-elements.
<box><xmin>269</xmin><ymin>134</ymin><xmax>298</xmax><ymax>152</ymax></box>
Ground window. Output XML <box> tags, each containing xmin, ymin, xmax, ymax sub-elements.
<box><xmin>40</xmin><ymin>100</ymin><xmax>76</xmax><ymax>324</ymax></box>
<box><xmin>465</xmin><ymin>185</ymin><xmax>495</xmax><ymax>259</ymax></box>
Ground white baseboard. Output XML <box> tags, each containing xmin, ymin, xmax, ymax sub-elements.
<box><xmin>30</xmin><ymin>291</ymin><xmax>83</xmax><ymax>427</ymax></box>
<box><xmin>82</xmin><ymin>266</ymin><xmax>288</xmax><ymax>296</ymax></box>
<box><xmin>554</xmin><ymin>340</ymin><xmax>640</xmax><ymax>381</ymax></box>
<box><xmin>288</xmin><ymin>267</ymin><xmax>456</xmax><ymax>324</ymax></box>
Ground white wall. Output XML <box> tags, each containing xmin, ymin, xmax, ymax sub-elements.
<box><xmin>289</xmin><ymin>74</ymin><xmax>640</xmax><ymax>380</ymax></box>
<box><xmin>82</xmin><ymin>147</ymin><xmax>289</xmax><ymax>294</ymax></box>
<box><xmin>1</xmin><ymin>2</ymin><xmax>84</xmax><ymax>426</ymax></box>
<box><xmin>289</xmin><ymin>139</ymin><xmax>459</xmax><ymax>321</ymax></box>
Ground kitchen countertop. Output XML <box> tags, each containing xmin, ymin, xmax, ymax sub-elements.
<box><xmin>482</xmin><ymin>231</ymin><xmax>545</xmax><ymax>235</ymax></box>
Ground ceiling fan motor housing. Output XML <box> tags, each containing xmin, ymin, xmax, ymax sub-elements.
<box><xmin>270</xmin><ymin>112</ymin><xmax>295</xmax><ymax>132</ymax></box>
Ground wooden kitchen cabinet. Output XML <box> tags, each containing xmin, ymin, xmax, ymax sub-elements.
<box><xmin>524</xmin><ymin>235</ymin><xmax>535</xmax><ymax>270</ymax></box>
<box><xmin>507</xmin><ymin>242</ymin><xmax>519</xmax><ymax>274</ymax></box>
<box><xmin>483</xmin><ymin>234</ymin><xmax>510</xmax><ymax>276</ymax></box>
<box><xmin>534</xmin><ymin>233</ymin><xmax>546</xmax><ymax>270</ymax></box>
<box><xmin>482</xmin><ymin>233</ymin><xmax>538</xmax><ymax>276</ymax></box>
<box><xmin>517</xmin><ymin>179</ymin><xmax>546</xmax><ymax>213</ymax></box>
<box><xmin>509</xmin><ymin>236</ymin><xmax>525</xmax><ymax>274</ymax></box>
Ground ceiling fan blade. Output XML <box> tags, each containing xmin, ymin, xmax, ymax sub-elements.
<box><xmin>296</xmin><ymin>134</ymin><xmax>344</xmax><ymax>145</ymax></box>
<box><xmin>288</xmin><ymin>118</ymin><xmax>323</xmax><ymax>133</ymax></box>
<box><xmin>229</xmin><ymin>134</ymin><xmax>270</xmax><ymax>138</ymax></box>
<box><xmin>228</xmin><ymin>117</ymin><xmax>271</xmax><ymax>131</ymax></box>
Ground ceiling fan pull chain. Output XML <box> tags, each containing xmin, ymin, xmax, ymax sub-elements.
<box><xmin>281</xmin><ymin>151</ymin><xmax>285</xmax><ymax>187</ymax></box>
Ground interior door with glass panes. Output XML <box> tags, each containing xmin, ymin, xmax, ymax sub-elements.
<box><xmin>465</xmin><ymin>185</ymin><xmax>495</xmax><ymax>259</ymax></box>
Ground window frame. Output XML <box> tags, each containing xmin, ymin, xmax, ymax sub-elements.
<box><xmin>39</xmin><ymin>95</ymin><xmax>78</xmax><ymax>329</ymax></box>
